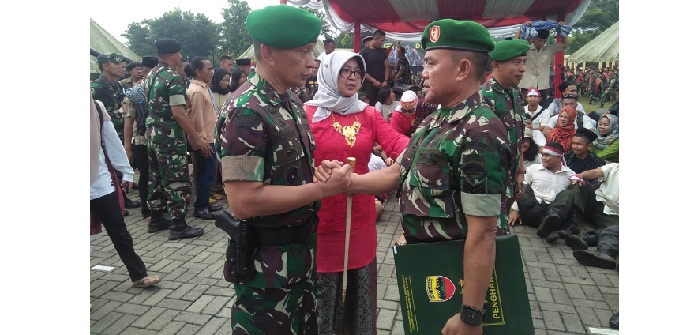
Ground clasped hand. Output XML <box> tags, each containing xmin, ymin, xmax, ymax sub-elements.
<box><xmin>313</xmin><ymin>160</ymin><xmax>353</xmax><ymax>195</ymax></box>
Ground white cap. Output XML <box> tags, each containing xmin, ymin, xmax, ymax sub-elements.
<box><xmin>396</xmin><ymin>90</ymin><xmax>418</xmax><ymax>111</ymax></box>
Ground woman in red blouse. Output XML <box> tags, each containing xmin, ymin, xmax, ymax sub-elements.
<box><xmin>305</xmin><ymin>50</ymin><xmax>409</xmax><ymax>335</ymax></box>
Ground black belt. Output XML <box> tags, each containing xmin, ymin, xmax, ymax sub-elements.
<box><xmin>252</xmin><ymin>215</ymin><xmax>318</xmax><ymax>245</ymax></box>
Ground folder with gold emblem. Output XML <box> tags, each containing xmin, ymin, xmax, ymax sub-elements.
<box><xmin>393</xmin><ymin>234</ymin><xmax>534</xmax><ymax>334</ymax></box>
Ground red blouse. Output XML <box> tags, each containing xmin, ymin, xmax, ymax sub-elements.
<box><xmin>306</xmin><ymin>105</ymin><xmax>409</xmax><ymax>273</ymax></box>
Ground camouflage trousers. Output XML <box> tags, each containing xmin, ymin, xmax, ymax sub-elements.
<box><xmin>231</xmin><ymin>278</ymin><xmax>317</xmax><ymax>335</ymax></box>
<box><xmin>497</xmin><ymin>182</ymin><xmax>515</xmax><ymax>235</ymax></box>
<box><xmin>108</xmin><ymin>112</ymin><xmax>125</xmax><ymax>143</ymax></box>
<box><xmin>600</xmin><ymin>88</ymin><xmax>616</xmax><ymax>106</ymax></box>
<box><xmin>146</xmin><ymin>135</ymin><xmax>191</xmax><ymax>221</ymax></box>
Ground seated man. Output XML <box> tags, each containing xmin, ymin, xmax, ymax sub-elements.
<box><xmin>541</xmin><ymin>94</ymin><xmax>595</xmax><ymax>136</ymax></box>
<box><xmin>563</xmin><ymin>164</ymin><xmax>619</xmax><ymax>267</ymax></box>
<box><xmin>508</xmin><ymin>142</ymin><xmax>578</xmax><ymax>238</ymax></box>
<box><xmin>563</xmin><ymin>128</ymin><xmax>606</xmax><ymax>179</ymax></box>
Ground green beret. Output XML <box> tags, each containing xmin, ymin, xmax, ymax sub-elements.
<box><xmin>155</xmin><ymin>38</ymin><xmax>182</xmax><ymax>54</ymax></box>
<box><xmin>97</xmin><ymin>53</ymin><xmax>125</xmax><ymax>65</ymax></box>
<box><xmin>421</xmin><ymin>19</ymin><xmax>494</xmax><ymax>52</ymax></box>
<box><xmin>246</xmin><ymin>5</ymin><xmax>321</xmax><ymax>48</ymax></box>
<box><xmin>489</xmin><ymin>39</ymin><xmax>531</xmax><ymax>61</ymax></box>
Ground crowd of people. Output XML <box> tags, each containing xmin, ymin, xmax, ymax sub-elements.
<box><xmin>90</xmin><ymin>4</ymin><xmax>620</xmax><ymax>333</ymax></box>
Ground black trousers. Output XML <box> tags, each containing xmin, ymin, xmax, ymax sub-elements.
<box><xmin>598</xmin><ymin>225</ymin><xmax>619</xmax><ymax>256</ymax></box>
<box><xmin>132</xmin><ymin>144</ymin><xmax>150</xmax><ymax>216</ymax></box>
<box><xmin>91</xmin><ymin>191</ymin><xmax>147</xmax><ymax>281</ymax></box>
<box><xmin>517</xmin><ymin>184</ymin><xmax>575</xmax><ymax>228</ymax></box>
<box><xmin>362</xmin><ymin>81</ymin><xmax>381</xmax><ymax>107</ymax></box>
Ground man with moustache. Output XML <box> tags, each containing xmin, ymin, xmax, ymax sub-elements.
<box><xmin>215</xmin><ymin>5</ymin><xmax>351</xmax><ymax>334</ymax></box>
<box><xmin>481</xmin><ymin>39</ymin><xmax>531</xmax><ymax>233</ymax></box>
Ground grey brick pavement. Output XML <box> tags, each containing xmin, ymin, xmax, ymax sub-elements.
<box><xmin>91</xmin><ymin>191</ymin><xmax>619</xmax><ymax>334</ymax></box>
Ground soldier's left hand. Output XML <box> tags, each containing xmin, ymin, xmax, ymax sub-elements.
<box><xmin>314</xmin><ymin>160</ymin><xmax>343</xmax><ymax>183</ymax></box>
<box><xmin>442</xmin><ymin>313</ymin><xmax>481</xmax><ymax>335</ymax></box>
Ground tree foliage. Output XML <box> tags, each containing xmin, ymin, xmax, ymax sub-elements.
<box><xmin>567</xmin><ymin>0</ymin><xmax>619</xmax><ymax>54</ymax></box>
<box><xmin>220</xmin><ymin>0</ymin><xmax>253</xmax><ymax>59</ymax></box>
<box><xmin>122</xmin><ymin>8</ymin><xmax>220</xmax><ymax>61</ymax></box>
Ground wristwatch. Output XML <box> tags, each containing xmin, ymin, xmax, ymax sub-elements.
<box><xmin>460</xmin><ymin>305</ymin><xmax>484</xmax><ymax>326</ymax></box>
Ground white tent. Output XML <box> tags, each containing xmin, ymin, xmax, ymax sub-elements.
<box><xmin>568</xmin><ymin>21</ymin><xmax>619</xmax><ymax>63</ymax></box>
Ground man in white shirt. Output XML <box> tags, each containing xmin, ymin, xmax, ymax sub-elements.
<box><xmin>315</xmin><ymin>38</ymin><xmax>336</xmax><ymax>63</ymax></box>
<box><xmin>508</xmin><ymin>142</ymin><xmax>578</xmax><ymax>238</ymax></box>
<box><xmin>540</xmin><ymin>94</ymin><xmax>595</xmax><ymax>136</ymax></box>
<box><xmin>517</xmin><ymin>24</ymin><xmax>568</xmax><ymax>108</ymax></box>
<box><xmin>91</xmin><ymin>97</ymin><xmax>160</xmax><ymax>288</ymax></box>
<box><xmin>563</xmin><ymin>164</ymin><xmax>619</xmax><ymax>268</ymax></box>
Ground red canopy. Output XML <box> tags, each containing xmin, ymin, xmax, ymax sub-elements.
<box><xmin>282</xmin><ymin>0</ymin><xmax>591</xmax><ymax>98</ymax></box>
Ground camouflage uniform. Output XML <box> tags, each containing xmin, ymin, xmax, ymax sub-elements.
<box><xmin>397</xmin><ymin>92</ymin><xmax>512</xmax><ymax>241</ymax></box>
<box><xmin>215</xmin><ymin>72</ymin><xmax>319</xmax><ymax>335</ymax></box>
<box><xmin>600</xmin><ymin>73</ymin><xmax>618</xmax><ymax>107</ymax></box>
<box><xmin>142</xmin><ymin>62</ymin><xmax>191</xmax><ymax>221</ymax></box>
<box><xmin>91</xmin><ymin>75</ymin><xmax>126</xmax><ymax>141</ymax></box>
<box><xmin>481</xmin><ymin>77</ymin><xmax>527</xmax><ymax>232</ymax></box>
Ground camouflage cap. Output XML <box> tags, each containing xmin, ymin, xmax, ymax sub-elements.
<box><xmin>246</xmin><ymin>5</ymin><xmax>321</xmax><ymax>48</ymax></box>
<box><xmin>97</xmin><ymin>53</ymin><xmax>125</xmax><ymax>65</ymax></box>
<box><xmin>489</xmin><ymin>39</ymin><xmax>530</xmax><ymax>61</ymax></box>
<box><xmin>421</xmin><ymin>19</ymin><xmax>494</xmax><ymax>52</ymax></box>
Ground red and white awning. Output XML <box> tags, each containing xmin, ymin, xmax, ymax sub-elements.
<box><xmin>287</xmin><ymin>0</ymin><xmax>590</xmax><ymax>42</ymax></box>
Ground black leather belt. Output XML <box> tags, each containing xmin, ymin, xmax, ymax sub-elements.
<box><xmin>252</xmin><ymin>215</ymin><xmax>318</xmax><ymax>245</ymax></box>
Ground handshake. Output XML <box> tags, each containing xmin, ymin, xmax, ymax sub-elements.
<box><xmin>313</xmin><ymin>159</ymin><xmax>357</xmax><ymax>197</ymax></box>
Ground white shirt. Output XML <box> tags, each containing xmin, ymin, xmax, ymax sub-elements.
<box><xmin>91</xmin><ymin>103</ymin><xmax>134</xmax><ymax>201</ymax></box>
<box><xmin>512</xmin><ymin>163</ymin><xmax>575</xmax><ymax>211</ymax></box>
<box><xmin>538</xmin><ymin>100</ymin><xmax>587</xmax><ymax>129</ymax></box>
<box><xmin>595</xmin><ymin>163</ymin><xmax>619</xmax><ymax>216</ymax></box>
<box><xmin>547</xmin><ymin>113</ymin><xmax>595</xmax><ymax>130</ymax></box>
<box><xmin>523</xmin><ymin>153</ymin><xmax>542</xmax><ymax>170</ymax></box>
<box><xmin>526</xmin><ymin>104</ymin><xmax>544</xmax><ymax>128</ymax></box>
<box><xmin>520</xmin><ymin>43</ymin><xmax>566</xmax><ymax>90</ymax></box>
<box><xmin>316</xmin><ymin>51</ymin><xmax>327</xmax><ymax>63</ymax></box>
<box><xmin>368</xmin><ymin>154</ymin><xmax>388</xmax><ymax>172</ymax></box>
<box><xmin>374</xmin><ymin>100</ymin><xmax>399</xmax><ymax>121</ymax></box>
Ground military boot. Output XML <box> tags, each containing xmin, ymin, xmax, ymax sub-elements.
<box><xmin>169</xmin><ymin>217</ymin><xmax>204</xmax><ymax>240</ymax></box>
<box><xmin>572</xmin><ymin>246</ymin><xmax>616</xmax><ymax>269</ymax></box>
<box><xmin>148</xmin><ymin>211</ymin><xmax>173</xmax><ymax>233</ymax></box>
<box><xmin>537</xmin><ymin>207</ymin><xmax>563</xmax><ymax>238</ymax></box>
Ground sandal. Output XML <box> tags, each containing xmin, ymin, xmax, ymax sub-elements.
<box><xmin>212</xmin><ymin>193</ymin><xmax>225</xmax><ymax>200</ymax></box>
<box><xmin>132</xmin><ymin>275</ymin><xmax>160</xmax><ymax>288</ymax></box>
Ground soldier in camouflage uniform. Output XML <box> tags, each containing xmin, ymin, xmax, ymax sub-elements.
<box><xmin>214</xmin><ymin>6</ymin><xmax>351</xmax><ymax>334</ymax></box>
<box><xmin>91</xmin><ymin>53</ymin><xmax>141</xmax><ymax>211</ymax></box>
<box><xmin>587</xmin><ymin>67</ymin><xmax>606</xmax><ymax>105</ymax></box>
<box><xmin>482</xmin><ymin>39</ymin><xmax>530</xmax><ymax>233</ymax></box>
<box><xmin>91</xmin><ymin>53</ymin><xmax>127</xmax><ymax>142</ymax></box>
<box><xmin>600</xmin><ymin>71</ymin><xmax>618</xmax><ymax>108</ymax></box>
<box><xmin>141</xmin><ymin>38</ymin><xmax>213</xmax><ymax>239</ymax></box>
<box><xmin>318</xmin><ymin>19</ymin><xmax>513</xmax><ymax>335</ymax></box>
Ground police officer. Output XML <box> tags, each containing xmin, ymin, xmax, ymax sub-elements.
<box><xmin>317</xmin><ymin>19</ymin><xmax>513</xmax><ymax>335</ymax></box>
<box><xmin>215</xmin><ymin>5</ymin><xmax>351</xmax><ymax>334</ymax></box>
<box><xmin>91</xmin><ymin>52</ymin><xmax>141</xmax><ymax>211</ymax></box>
<box><xmin>482</xmin><ymin>39</ymin><xmax>531</xmax><ymax>233</ymax></box>
<box><xmin>142</xmin><ymin>38</ymin><xmax>211</xmax><ymax>239</ymax></box>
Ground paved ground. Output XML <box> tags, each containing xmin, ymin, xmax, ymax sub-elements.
<box><xmin>91</xmin><ymin>188</ymin><xmax>619</xmax><ymax>335</ymax></box>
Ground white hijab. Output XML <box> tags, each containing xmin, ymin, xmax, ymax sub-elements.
<box><xmin>307</xmin><ymin>50</ymin><xmax>368</xmax><ymax>122</ymax></box>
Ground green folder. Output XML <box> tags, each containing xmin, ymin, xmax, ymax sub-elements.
<box><xmin>393</xmin><ymin>235</ymin><xmax>534</xmax><ymax>335</ymax></box>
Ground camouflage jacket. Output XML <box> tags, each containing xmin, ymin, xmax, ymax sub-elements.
<box><xmin>396</xmin><ymin>92</ymin><xmax>512</xmax><ymax>241</ymax></box>
<box><xmin>142</xmin><ymin>62</ymin><xmax>188</xmax><ymax>144</ymax></box>
<box><xmin>90</xmin><ymin>75</ymin><xmax>126</xmax><ymax>136</ymax></box>
<box><xmin>481</xmin><ymin>77</ymin><xmax>526</xmax><ymax>169</ymax></box>
<box><xmin>215</xmin><ymin>72</ymin><xmax>318</xmax><ymax>288</ymax></box>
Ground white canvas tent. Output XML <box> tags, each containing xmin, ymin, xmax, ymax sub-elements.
<box><xmin>90</xmin><ymin>19</ymin><xmax>140</xmax><ymax>73</ymax></box>
<box><xmin>568</xmin><ymin>21</ymin><xmax>619</xmax><ymax>63</ymax></box>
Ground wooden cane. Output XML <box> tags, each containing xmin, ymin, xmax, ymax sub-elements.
<box><xmin>342</xmin><ymin>157</ymin><xmax>356</xmax><ymax>301</ymax></box>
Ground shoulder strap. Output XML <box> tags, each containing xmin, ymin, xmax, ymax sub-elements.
<box><xmin>531</xmin><ymin>109</ymin><xmax>544</xmax><ymax>121</ymax></box>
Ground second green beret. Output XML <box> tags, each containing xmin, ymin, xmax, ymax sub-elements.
<box><xmin>421</xmin><ymin>19</ymin><xmax>494</xmax><ymax>52</ymax></box>
<box><xmin>489</xmin><ymin>39</ymin><xmax>531</xmax><ymax>61</ymax></box>
<box><xmin>97</xmin><ymin>53</ymin><xmax>125</xmax><ymax>65</ymax></box>
<box><xmin>246</xmin><ymin>5</ymin><xmax>321</xmax><ymax>49</ymax></box>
